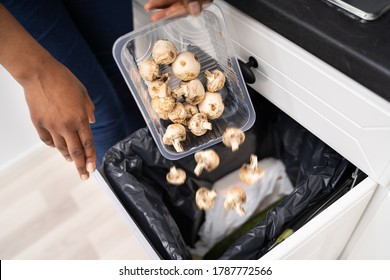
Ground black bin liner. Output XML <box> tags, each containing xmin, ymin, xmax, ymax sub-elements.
<box><xmin>103</xmin><ymin>89</ymin><xmax>361</xmax><ymax>260</ymax></box>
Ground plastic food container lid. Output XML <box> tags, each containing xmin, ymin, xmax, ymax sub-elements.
<box><xmin>113</xmin><ymin>2</ymin><xmax>256</xmax><ymax>160</ymax></box>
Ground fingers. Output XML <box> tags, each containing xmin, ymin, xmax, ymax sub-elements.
<box><xmin>150</xmin><ymin>2</ymin><xmax>186</xmax><ymax>22</ymax></box>
<box><xmin>36</xmin><ymin>126</ymin><xmax>55</xmax><ymax>147</ymax></box>
<box><xmin>144</xmin><ymin>0</ymin><xmax>178</xmax><ymax>11</ymax></box>
<box><xmin>183</xmin><ymin>0</ymin><xmax>201</xmax><ymax>16</ymax></box>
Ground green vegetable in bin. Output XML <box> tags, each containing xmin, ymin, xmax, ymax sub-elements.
<box><xmin>203</xmin><ymin>197</ymin><xmax>285</xmax><ymax>260</ymax></box>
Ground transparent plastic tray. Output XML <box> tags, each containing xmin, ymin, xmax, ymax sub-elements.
<box><xmin>113</xmin><ymin>3</ymin><xmax>255</xmax><ymax>160</ymax></box>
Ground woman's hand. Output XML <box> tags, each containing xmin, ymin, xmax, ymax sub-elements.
<box><xmin>23</xmin><ymin>58</ymin><xmax>97</xmax><ymax>180</ymax></box>
<box><xmin>144</xmin><ymin>0</ymin><xmax>212</xmax><ymax>22</ymax></box>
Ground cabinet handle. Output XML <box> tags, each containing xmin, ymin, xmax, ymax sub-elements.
<box><xmin>238</xmin><ymin>56</ymin><xmax>258</xmax><ymax>84</ymax></box>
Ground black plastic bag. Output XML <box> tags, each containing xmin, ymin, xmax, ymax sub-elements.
<box><xmin>103</xmin><ymin>91</ymin><xmax>356</xmax><ymax>260</ymax></box>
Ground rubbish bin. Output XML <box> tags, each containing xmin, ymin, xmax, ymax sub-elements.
<box><xmin>102</xmin><ymin>88</ymin><xmax>365</xmax><ymax>260</ymax></box>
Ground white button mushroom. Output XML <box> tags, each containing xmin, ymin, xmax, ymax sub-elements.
<box><xmin>168</xmin><ymin>102</ymin><xmax>187</xmax><ymax>124</ymax></box>
<box><xmin>171</xmin><ymin>51</ymin><xmax>201</xmax><ymax>81</ymax></box>
<box><xmin>188</xmin><ymin>113</ymin><xmax>212</xmax><ymax>136</ymax></box>
<box><xmin>166</xmin><ymin>166</ymin><xmax>186</xmax><ymax>185</ymax></box>
<box><xmin>222</xmin><ymin>127</ymin><xmax>246</xmax><ymax>152</ymax></box>
<box><xmin>151</xmin><ymin>96</ymin><xmax>176</xmax><ymax>114</ymax></box>
<box><xmin>163</xmin><ymin>123</ymin><xmax>186</xmax><ymax>152</ymax></box>
<box><xmin>224</xmin><ymin>186</ymin><xmax>247</xmax><ymax>216</ymax></box>
<box><xmin>239</xmin><ymin>154</ymin><xmax>264</xmax><ymax>185</ymax></box>
<box><xmin>172</xmin><ymin>79</ymin><xmax>205</xmax><ymax>105</ymax></box>
<box><xmin>195</xmin><ymin>187</ymin><xmax>217</xmax><ymax>210</ymax></box>
<box><xmin>194</xmin><ymin>149</ymin><xmax>220</xmax><ymax>176</ymax></box>
<box><xmin>198</xmin><ymin>91</ymin><xmax>225</xmax><ymax>119</ymax></box>
<box><xmin>138</xmin><ymin>59</ymin><xmax>161</xmax><ymax>82</ymax></box>
<box><xmin>147</xmin><ymin>73</ymin><xmax>171</xmax><ymax>98</ymax></box>
<box><xmin>152</xmin><ymin>39</ymin><xmax>177</xmax><ymax>65</ymax></box>
<box><xmin>183</xmin><ymin>102</ymin><xmax>199</xmax><ymax>125</ymax></box>
<box><xmin>204</xmin><ymin>69</ymin><xmax>226</xmax><ymax>92</ymax></box>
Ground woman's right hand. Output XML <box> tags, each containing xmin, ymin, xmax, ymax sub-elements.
<box><xmin>23</xmin><ymin>58</ymin><xmax>97</xmax><ymax>180</ymax></box>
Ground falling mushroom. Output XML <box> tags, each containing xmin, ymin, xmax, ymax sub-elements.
<box><xmin>166</xmin><ymin>166</ymin><xmax>186</xmax><ymax>185</ymax></box>
<box><xmin>152</xmin><ymin>39</ymin><xmax>177</xmax><ymax>65</ymax></box>
<box><xmin>204</xmin><ymin>69</ymin><xmax>226</xmax><ymax>92</ymax></box>
<box><xmin>163</xmin><ymin>124</ymin><xmax>186</xmax><ymax>152</ymax></box>
<box><xmin>224</xmin><ymin>186</ymin><xmax>247</xmax><ymax>216</ymax></box>
<box><xmin>222</xmin><ymin>127</ymin><xmax>246</xmax><ymax>152</ymax></box>
<box><xmin>171</xmin><ymin>51</ymin><xmax>201</xmax><ymax>81</ymax></box>
<box><xmin>198</xmin><ymin>91</ymin><xmax>225</xmax><ymax>119</ymax></box>
<box><xmin>138</xmin><ymin>59</ymin><xmax>161</xmax><ymax>81</ymax></box>
<box><xmin>195</xmin><ymin>187</ymin><xmax>217</xmax><ymax>210</ymax></box>
<box><xmin>194</xmin><ymin>149</ymin><xmax>220</xmax><ymax>176</ymax></box>
<box><xmin>188</xmin><ymin>113</ymin><xmax>212</xmax><ymax>136</ymax></box>
<box><xmin>239</xmin><ymin>154</ymin><xmax>264</xmax><ymax>185</ymax></box>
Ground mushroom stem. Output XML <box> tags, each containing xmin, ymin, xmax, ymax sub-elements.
<box><xmin>235</xmin><ymin>204</ymin><xmax>246</xmax><ymax>216</ymax></box>
<box><xmin>194</xmin><ymin>162</ymin><xmax>205</xmax><ymax>176</ymax></box>
<box><xmin>231</xmin><ymin>141</ymin><xmax>240</xmax><ymax>152</ymax></box>
<box><xmin>249</xmin><ymin>154</ymin><xmax>258</xmax><ymax>170</ymax></box>
<box><xmin>173</xmin><ymin>139</ymin><xmax>184</xmax><ymax>152</ymax></box>
<box><xmin>170</xmin><ymin>166</ymin><xmax>179</xmax><ymax>177</ymax></box>
<box><xmin>202</xmin><ymin>122</ymin><xmax>212</xmax><ymax>130</ymax></box>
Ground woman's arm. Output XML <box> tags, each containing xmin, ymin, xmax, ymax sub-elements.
<box><xmin>0</xmin><ymin>4</ymin><xmax>96</xmax><ymax>180</ymax></box>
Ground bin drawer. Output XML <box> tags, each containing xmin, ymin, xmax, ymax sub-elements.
<box><xmin>97</xmin><ymin>0</ymin><xmax>382</xmax><ymax>259</ymax></box>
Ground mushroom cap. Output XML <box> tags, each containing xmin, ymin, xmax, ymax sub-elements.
<box><xmin>168</xmin><ymin>102</ymin><xmax>187</xmax><ymax>124</ymax></box>
<box><xmin>183</xmin><ymin>102</ymin><xmax>199</xmax><ymax>123</ymax></box>
<box><xmin>147</xmin><ymin>80</ymin><xmax>171</xmax><ymax>98</ymax></box>
<box><xmin>151</xmin><ymin>96</ymin><xmax>176</xmax><ymax>114</ymax></box>
<box><xmin>138</xmin><ymin>59</ymin><xmax>161</xmax><ymax>81</ymax></box>
<box><xmin>172</xmin><ymin>51</ymin><xmax>201</xmax><ymax>81</ymax></box>
<box><xmin>195</xmin><ymin>187</ymin><xmax>217</xmax><ymax>210</ymax></box>
<box><xmin>152</xmin><ymin>39</ymin><xmax>177</xmax><ymax>65</ymax></box>
<box><xmin>188</xmin><ymin>113</ymin><xmax>212</xmax><ymax>136</ymax></box>
<box><xmin>163</xmin><ymin>123</ymin><xmax>186</xmax><ymax>145</ymax></box>
<box><xmin>239</xmin><ymin>154</ymin><xmax>264</xmax><ymax>185</ymax></box>
<box><xmin>224</xmin><ymin>186</ymin><xmax>247</xmax><ymax>216</ymax></box>
<box><xmin>222</xmin><ymin>127</ymin><xmax>246</xmax><ymax>152</ymax></box>
<box><xmin>194</xmin><ymin>149</ymin><xmax>220</xmax><ymax>171</ymax></box>
<box><xmin>198</xmin><ymin>91</ymin><xmax>225</xmax><ymax>119</ymax></box>
<box><xmin>183</xmin><ymin>79</ymin><xmax>205</xmax><ymax>105</ymax></box>
<box><xmin>205</xmin><ymin>69</ymin><xmax>226</xmax><ymax>92</ymax></box>
<box><xmin>166</xmin><ymin>166</ymin><xmax>186</xmax><ymax>185</ymax></box>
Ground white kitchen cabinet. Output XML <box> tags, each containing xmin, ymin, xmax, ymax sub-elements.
<box><xmin>94</xmin><ymin>0</ymin><xmax>390</xmax><ymax>259</ymax></box>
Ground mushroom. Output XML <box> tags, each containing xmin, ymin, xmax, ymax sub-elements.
<box><xmin>151</xmin><ymin>96</ymin><xmax>176</xmax><ymax>114</ymax></box>
<box><xmin>183</xmin><ymin>102</ymin><xmax>199</xmax><ymax>124</ymax></box>
<box><xmin>205</xmin><ymin>69</ymin><xmax>226</xmax><ymax>92</ymax></box>
<box><xmin>166</xmin><ymin>166</ymin><xmax>186</xmax><ymax>185</ymax></box>
<box><xmin>224</xmin><ymin>186</ymin><xmax>247</xmax><ymax>216</ymax></box>
<box><xmin>168</xmin><ymin>102</ymin><xmax>187</xmax><ymax>124</ymax></box>
<box><xmin>171</xmin><ymin>51</ymin><xmax>201</xmax><ymax>81</ymax></box>
<box><xmin>147</xmin><ymin>73</ymin><xmax>171</xmax><ymax>98</ymax></box>
<box><xmin>152</xmin><ymin>39</ymin><xmax>177</xmax><ymax>65</ymax></box>
<box><xmin>138</xmin><ymin>59</ymin><xmax>161</xmax><ymax>81</ymax></box>
<box><xmin>194</xmin><ymin>149</ymin><xmax>220</xmax><ymax>176</ymax></box>
<box><xmin>239</xmin><ymin>154</ymin><xmax>264</xmax><ymax>185</ymax></box>
<box><xmin>188</xmin><ymin>113</ymin><xmax>212</xmax><ymax>136</ymax></box>
<box><xmin>172</xmin><ymin>79</ymin><xmax>205</xmax><ymax>105</ymax></box>
<box><xmin>198</xmin><ymin>91</ymin><xmax>225</xmax><ymax>119</ymax></box>
<box><xmin>163</xmin><ymin>123</ymin><xmax>186</xmax><ymax>152</ymax></box>
<box><xmin>195</xmin><ymin>187</ymin><xmax>217</xmax><ymax>210</ymax></box>
<box><xmin>158</xmin><ymin>112</ymin><xmax>170</xmax><ymax>120</ymax></box>
<box><xmin>222</xmin><ymin>127</ymin><xmax>246</xmax><ymax>152</ymax></box>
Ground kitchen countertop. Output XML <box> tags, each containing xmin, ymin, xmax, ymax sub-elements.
<box><xmin>224</xmin><ymin>0</ymin><xmax>390</xmax><ymax>103</ymax></box>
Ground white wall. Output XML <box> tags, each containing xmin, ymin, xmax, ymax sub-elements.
<box><xmin>0</xmin><ymin>65</ymin><xmax>42</xmax><ymax>172</ymax></box>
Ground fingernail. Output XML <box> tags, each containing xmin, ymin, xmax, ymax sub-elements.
<box><xmin>188</xmin><ymin>1</ymin><xmax>201</xmax><ymax>15</ymax></box>
<box><xmin>66</xmin><ymin>157</ymin><xmax>73</xmax><ymax>162</ymax></box>
<box><xmin>81</xmin><ymin>174</ymin><xmax>89</xmax><ymax>180</ymax></box>
<box><xmin>87</xmin><ymin>162</ymin><xmax>95</xmax><ymax>173</ymax></box>
<box><xmin>144</xmin><ymin>3</ymin><xmax>151</xmax><ymax>12</ymax></box>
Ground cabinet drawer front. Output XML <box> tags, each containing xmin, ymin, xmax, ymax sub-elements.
<box><xmin>218</xmin><ymin>0</ymin><xmax>390</xmax><ymax>186</ymax></box>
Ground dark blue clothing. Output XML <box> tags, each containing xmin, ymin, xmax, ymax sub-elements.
<box><xmin>2</xmin><ymin>0</ymin><xmax>145</xmax><ymax>166</ymax></box>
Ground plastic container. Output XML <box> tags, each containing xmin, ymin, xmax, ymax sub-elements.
<box><xmin>113</xmin><ymin>3</ymin><xmax>255</xmax><ymax>160</ymax></box>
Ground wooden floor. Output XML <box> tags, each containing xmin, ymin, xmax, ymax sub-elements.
<box><xmin>0</xmin><ymin>146</ymin><xmax>150</xmax><ymax>260</ymax></box>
